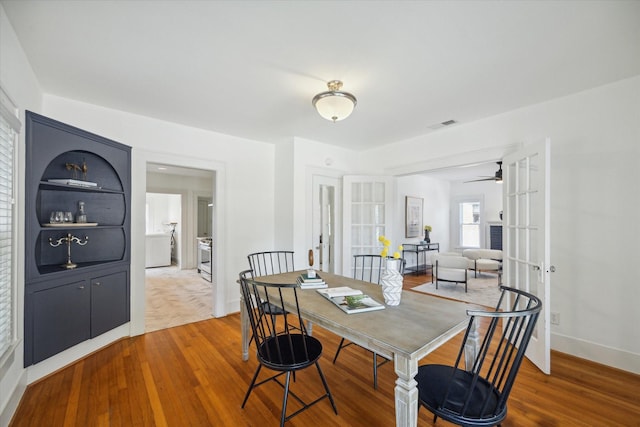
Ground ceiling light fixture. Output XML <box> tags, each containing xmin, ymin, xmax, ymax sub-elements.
<box><xmin>312</xmin><ymin>80</ymin><xmax>357</xmax><ymax>122</ymax></box>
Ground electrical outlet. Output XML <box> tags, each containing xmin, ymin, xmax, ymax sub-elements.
<box><xmin>550</xmin><ymin>312</ymin><xmax>560</xmax><ymax>325</ymax></box>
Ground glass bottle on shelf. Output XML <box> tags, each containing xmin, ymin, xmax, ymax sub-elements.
<box><xmin>76</xmin><ymin>201</ymin><xmax>87</xmax><ymax>223</ymax></box>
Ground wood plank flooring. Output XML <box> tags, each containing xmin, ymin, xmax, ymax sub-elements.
<box><xmin>10</xmin><ymin>272</ymin><xmax>640</xmax><ymax>426</ymax></box>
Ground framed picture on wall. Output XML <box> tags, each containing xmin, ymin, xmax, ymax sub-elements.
<box><xmin>405</xmin><ymin>196</ymin><xmax>423</xmax><ymax>238</ymax></box>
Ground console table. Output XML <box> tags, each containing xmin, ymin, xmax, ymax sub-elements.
<box><xmin>402</xmin><ymin>242</ymin><xmax>440</xmax><ymax>275</ymax></box>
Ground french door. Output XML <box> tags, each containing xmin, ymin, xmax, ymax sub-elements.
<box><xmin>342</xmin><ymin>176</ymin><xmax>394</xmax><ymax>277</ymax></box>
<box><xmin>503</xmin><ymin>139</ymin><xmax>551</xmax><ymax>374</ymax></box>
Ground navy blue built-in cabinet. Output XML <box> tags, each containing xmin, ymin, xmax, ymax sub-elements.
<box><xmin>24</xmin><ymin>112</ymin><xmax>131</xmax><ymax>366</ymax></box>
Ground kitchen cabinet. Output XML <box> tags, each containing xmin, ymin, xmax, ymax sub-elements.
<box><xmin>25</xmin><ymin>112</ymin><xmax>131</xmax><ymax>366</ymax></box>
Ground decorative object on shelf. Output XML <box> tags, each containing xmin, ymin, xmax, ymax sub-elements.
<box><xmin>48</xmin><ymin>233</ymin><xmax>89</xmax><ymax>269</ymax></box>
<box><xmin>405</xmin><ymin>196</ymin><xmax>423</xmax><ymax>238</ymax></box>
<box><xmin>378</xmin><ymin>235</ymin><xmax>404</xmax><ymax>306</ymax></box>
<box><xmin>423</xmin><ymin>225</ymin><xmax>432</xmax><ymax>243</ymax></box>
<box><xmin>312</xmin><ymin>80</ymin><xmax>357</xmax><ymax>122</ymax></box>
<box><xmin>499</xmin><ymin>210</ymin><xmax>503</xmax><ymax>221</ymax></box>
<box><xmin>65</xmin><ymin>159</ymin><xmax>88</xmax><ymax>181</ymax></box>
<box><xmin>50</xmin><ymin>210</ymin><xmax>63</xmax><ymax>224</ymax></box>
<box><xmin>63</xmin><ymin>211</ymin><xmax>73</xmax><ymax>223</ymax></box>
<box><xmin>76</xmin><ymin>201</ymin><xmax>87</xmax><ymax>223</ymax></box>
<box><xmin>47</xmin><ymin>178</ymin><xmax>98</xmax><ymax>188</ymax></box>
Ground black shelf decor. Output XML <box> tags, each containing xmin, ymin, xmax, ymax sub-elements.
<box><xmin>24</xmin><ymin>111</ymin><xmax>131</xmax><ymax>366</ymax></box>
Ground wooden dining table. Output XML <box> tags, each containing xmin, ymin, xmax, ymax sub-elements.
<box><xmin>240</xmin><ymin>270</ymin><xmax>478</xmax><ymax>427</ymax></box>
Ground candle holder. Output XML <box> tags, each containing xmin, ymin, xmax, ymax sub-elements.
<box><xmin>49</xmin><ymin>233</ymin><xmax>89</xmax><ymax>269</ymax></box>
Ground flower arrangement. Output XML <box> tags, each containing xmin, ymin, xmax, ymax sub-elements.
<box><xmin>423</xmin><ymin>225</ymin><xmax>432</xmax><ymax>232</ymax></box>
<box><xmin>378</xmin><ymin>235</ymin><xmax>403</xmax><ymax>259</ymax></box>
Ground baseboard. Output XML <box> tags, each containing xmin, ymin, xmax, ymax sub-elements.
<box><xmin>552</xmin><ymin>332</ymin><xmax>640</xmax><ymax>375</ymax></box>
<box><xmin>0</xmin><ymin>369</ymin><xmax>26</xmax><ymax>427</ymax></box>
<box><xmin>226</xmin><ymin>299</ymin><xmax>240</xmax><ymax>316</ymax></box>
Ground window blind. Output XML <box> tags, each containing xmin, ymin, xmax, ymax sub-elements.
<box><xmin>0</xmin><ymin>88</ymin><xmax>19</xmax><ymax>360</ymax></box>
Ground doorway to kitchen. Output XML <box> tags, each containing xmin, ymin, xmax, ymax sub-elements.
<box><xmin>144</xmin><ymin>163</ymin><xmax>215</xmax><ymax>332</ymax></box>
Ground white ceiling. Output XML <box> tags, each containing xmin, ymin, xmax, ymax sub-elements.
<box><xmin>3</xmin><ymin>1</ymin><xmax>640</xmax><ymax>154</ymax></box>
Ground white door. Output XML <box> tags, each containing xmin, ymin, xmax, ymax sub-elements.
<box><xmin>312</xmin><ymin>175</ymin><xmax>341</xmax><ymax>273</ymax></box>
<box><xmin>342</xmin><ymin>176</ymin><xmax>394</xmax><ymax>277</ymax></box>
<box><xmin>503</xmin><ymin>139</ymin><xmax>551</xmax><ymax>374</ymax></box>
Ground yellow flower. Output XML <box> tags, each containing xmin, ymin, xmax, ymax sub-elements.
<box><xmin>424</xmin><ymin>225</ymin><xmax>432</xmax><ymax>232</ymax></box>
<box><xmin>378</xmin><ymin>236</ymin><xmax>403</xmax><ymax>259</ymax></box>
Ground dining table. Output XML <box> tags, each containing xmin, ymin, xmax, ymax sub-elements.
<box><xmin>240</xmin><ymin>270</ymin><xmax>479</xmax><ymax>427</ymax></box>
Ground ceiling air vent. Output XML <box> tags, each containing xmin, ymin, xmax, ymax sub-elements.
<box><xmin>428</xmin><ymin>119</ymin><xmax>458</xmax><ymax>130</ymax></box>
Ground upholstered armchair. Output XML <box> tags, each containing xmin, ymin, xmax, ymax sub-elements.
<box><xmin>462</xmin><ymin>249</ymin><xmax>502</xmax><ymax>284</ymax></box>
<box><xmin>432</xmin><ymin>252</ymin><xmax>469</xmax><ymax>292</ymax></box>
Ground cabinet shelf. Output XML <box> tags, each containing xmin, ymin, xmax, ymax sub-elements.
<box><xmin>39</xmin><ymin>224</ymin><xmax>123</xmax><ymax>230</ymax></box>
<box><xmin>39</xmin><ymin>181</ymin><xmax>124</xmax><ymax>194</ymax></box>
<box><xmin>35</xmin><ymin>260</ymin><xmax>124</xmax><ymax>276</ymax></box>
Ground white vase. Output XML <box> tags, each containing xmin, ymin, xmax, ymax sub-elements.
<box><xmin>381</xmin><ymin>258</ymin><xmax>403</xmax><ymax>306</ymax></box>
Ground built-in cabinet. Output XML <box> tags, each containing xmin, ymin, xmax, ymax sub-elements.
<box><xmin>25</xmin><ymin>112</ymin><xmax>131</xmax><ymax>366</ymax></box>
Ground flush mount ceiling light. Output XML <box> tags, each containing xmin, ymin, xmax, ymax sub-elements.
<box><xmin>312</xmin><ymin>80</ymin><xmax>357</xmax><ymax>122</ymax></box>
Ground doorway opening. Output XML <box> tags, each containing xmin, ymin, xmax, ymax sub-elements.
<box><xmin>144</xmin><ymin>163</ymin><xmax>215</xmax><ymax>332</ymax></box>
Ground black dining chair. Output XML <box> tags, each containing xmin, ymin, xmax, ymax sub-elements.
<box><xmin>247</xmin><ymin>251</ymin><xmax>295</xmax><ymax>277</ymax></box>
<box><xmin>333</xmin><ymin>254</ymin><xmax>404</xmax><ymax>389</ymax></box>
<box><xmin>415</xmin><ymin>286</ymin><xmax>542</xmax><ymax>426</ymax></box>
<box><xmin>247</xmin><ymin>251</ymin><xmax>297</xmax><ymax>333</ymax></box>
<box><xmin>238</xmin><ymin>270</ymin><xmax>338</xmax><ymax>426</ymax></box>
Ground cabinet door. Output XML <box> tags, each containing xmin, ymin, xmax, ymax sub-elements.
<box><xmin>91</xmin><ymin>270</ymin><xmax>129</xmax><ymax>337</ymax></box>
<box><xmin>32</xmin><ymin>280</ymin><xmax>90</xmax><ymax>363</ymax></box>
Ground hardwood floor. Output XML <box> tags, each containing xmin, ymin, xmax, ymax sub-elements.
<box><xmin>10</xmin><ymin>272</ymin><xmax>640</xmax><ymax>426</ymax></box>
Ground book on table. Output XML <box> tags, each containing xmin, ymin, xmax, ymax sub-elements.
<box><xmin>297</xmin><ymin>273</ymin><xmax>327</xmax><ymax>289</ymax></box>
<box><xmin>317</xmin><ymin>287</ymin><xmax>385</xmax><ymax>314</ymax></box>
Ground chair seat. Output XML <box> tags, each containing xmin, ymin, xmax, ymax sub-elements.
<box><xmin>259</xmin><ymin>334</ymin><xmax>323</xmax><ymax>371</ymax></box>
<box><xmin>416</xmin><ymin>364</ymin><xmax>505</xmax><ymax>425</ymax></box>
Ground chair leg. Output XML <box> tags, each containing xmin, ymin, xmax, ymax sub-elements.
<box><xmin>333</xmin><ymin>338</ymin><xmax>346</xmax><ymax>363</ymax></box>
<box><xmin>241</xmin><ymin>364</ymin><xmax>262</xmax><ymax>408</ymax></box>
<box><xmin>315</xmin><ymin>362</ymin><xmax>338</xmax><ymax>414</ymax></box>
<box><xmin>280</xmin><ymin>371</ymin><xmax>292</xmax><ymax>427</ymax></box>
<box><xmin>373</xmin><ymin>353</ymin><xmax>378</xmax><ymax>389</ymax></box>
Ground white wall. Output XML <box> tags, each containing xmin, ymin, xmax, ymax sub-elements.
<box><xmin>363</xmin><ymin>75</ymin><xmax>640</xmax><ymax>374</ymax></box>
<box><xmin>146</xmin><ymin>192</ymin><xmax>181</xmax><ymax>234</ymax></box>
<box><xmin>395</xmin><ymin>175</ymin><xmax>451</xmax><ymax>254</ymax></box>
<box><xmin>0</xmin><ymin>5</ymin><xmax>43</xmax><ymax>425</ymax></box>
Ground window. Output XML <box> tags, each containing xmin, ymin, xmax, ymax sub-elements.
<box><xmin>0</xmin><ymin>88</ymin><xmax>20</xmax><ymax>360</ymax></box>
<box><xmin>460</xmin><ymin>201</ymin><xmax>480</xmax><ymax>247</ymax></box>
<box><xmin>452</xmin><ymin>196</ymin><xmax>483</xmax><ymax>249</ymax></box>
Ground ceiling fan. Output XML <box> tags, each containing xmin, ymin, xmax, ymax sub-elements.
<box><xmin>465</xmin><ymin>161</ymin><xmax>503</xmax><ymax>183</ymax></box>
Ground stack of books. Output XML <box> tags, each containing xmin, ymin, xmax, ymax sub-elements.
<box><xmin>297</xmin><ymin>272</ymin><xmax>327</xmax><ymax>289</ymax></box>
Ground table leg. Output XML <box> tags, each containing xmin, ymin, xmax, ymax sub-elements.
<box><xmin>394</xmin><ymin>354</ymin><xmax>419</xmax><ymax>427</ymax></box>
<box><xmin>240</xmin><ymin>296</ymin><xmax>249</xmax><ymax>361</ymax></box>
<box><xmin>464</xmin><ymin>317</ymin><xmax>479</xmax><ymax>370</ymax></box>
